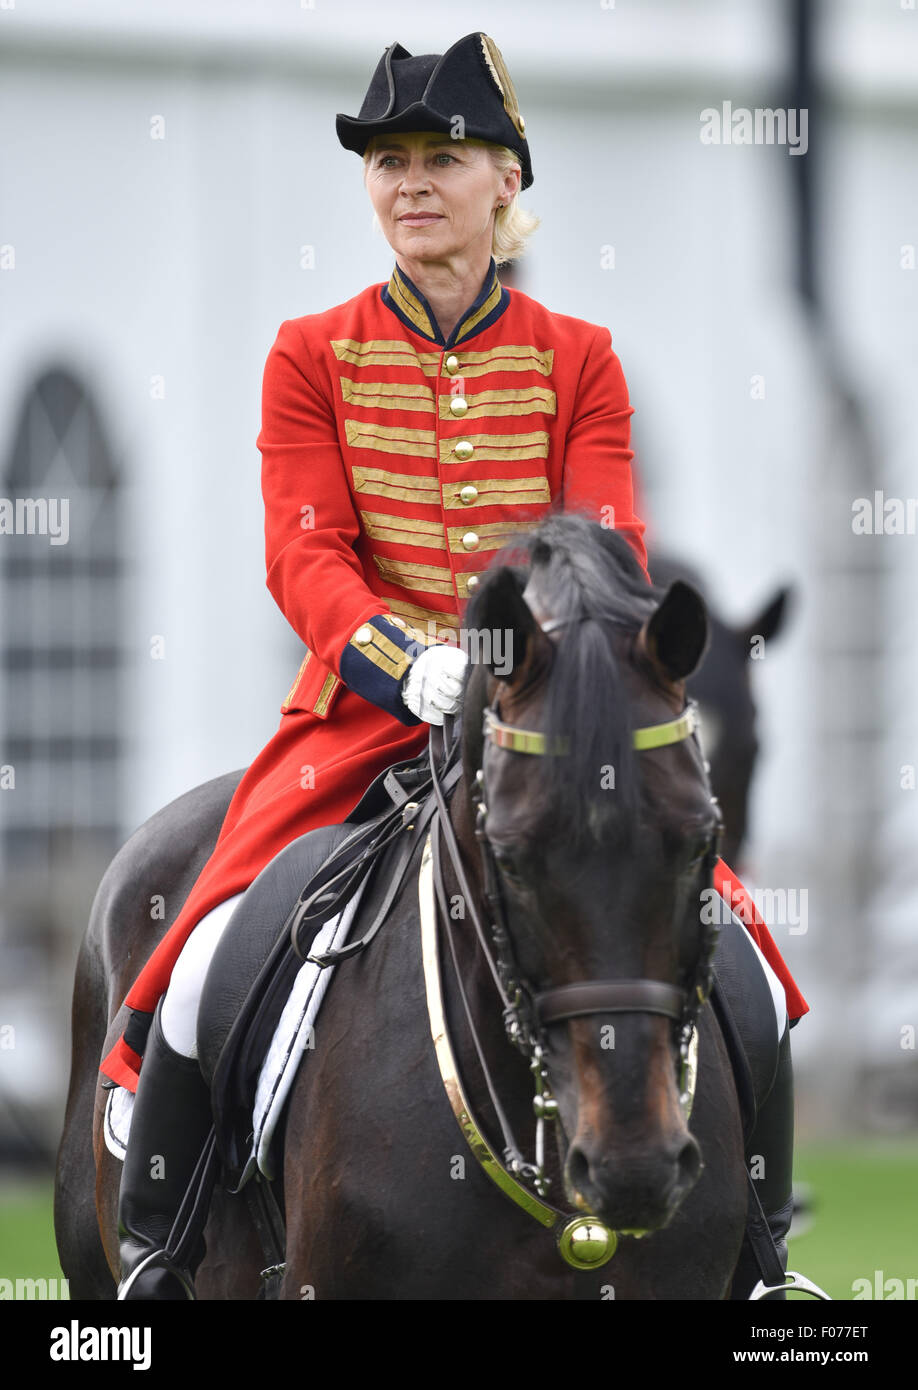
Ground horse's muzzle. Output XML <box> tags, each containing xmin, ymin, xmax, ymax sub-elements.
<box><xmin>564</xmin><ymin>1131</ymin><xmax>702</xmax><ymax>1234</ymax></box>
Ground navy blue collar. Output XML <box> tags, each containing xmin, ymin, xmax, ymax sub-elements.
<box><xmin>381</xmin><ymin>257</ymin><xmax>509</xmax><ymax>347</ymax></box>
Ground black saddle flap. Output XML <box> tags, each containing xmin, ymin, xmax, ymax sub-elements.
<box><xmin>711</xmin><ymin>910</ymin><xmax>783</xmax><ymax>1142</ymax></box>
<box><xmin>198</xmin><ymin>823</ymin><xmax>354</xmax><ymax>1084</ymax></box>
<box><xmin>196</xmin><ymin>737</ymin><xmax>447</xmax><ymax>1188</ymax></box>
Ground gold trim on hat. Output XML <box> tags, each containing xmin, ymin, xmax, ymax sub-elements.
<box><xmin>479</xmin><ymin>35</ymin><xmax>526</xmax><ymax>142</ymax></box>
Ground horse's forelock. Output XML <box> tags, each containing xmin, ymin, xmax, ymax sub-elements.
<box><xmin>467</xmin><ymin>515</ymin><xmax>660</xmax><ymax>848</ymax></box>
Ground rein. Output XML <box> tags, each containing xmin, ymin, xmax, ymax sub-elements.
<box><xmin>421</xmin><ymin>615</ymin><xmax>722</xmax><ymax>1270</ymax></box>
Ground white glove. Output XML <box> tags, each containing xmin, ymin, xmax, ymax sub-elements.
<box><xmin>401</xmin><ymin>644</ymin><xmax>468</xmax><ymax>725</ymax></box>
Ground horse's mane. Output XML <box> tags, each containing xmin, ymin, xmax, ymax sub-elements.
<box><xmin>466</xmin><ymin>513</ymin><xmax>662</xmax><ymax>850</ymax></box>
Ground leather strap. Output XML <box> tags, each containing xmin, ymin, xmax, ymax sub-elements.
<box><xmin>245</xmin><ymin>1177</ymin><xmax>288</xmax><ymax>1299</ymax></box>
<box><xmin>162</xmin><ymin>1126</ymin><xmax>221</xmax><ymax>1275</ymax></box>
<box><xmin>536</xmin><ymin>980</ymin><xmax>686</xmax><ymax>1026</ymax></box>
<box><xmin>744</xmin><ymin>1170</ymin><xmax>788</xmax><ymax>1292</ymax></box>
<box><xmin>306</xmin><ymin>760</ymin><xmax>464</xmax><ymax>966</ymax></box>
<box><xmin>709</xmin><ymin>977</ymin><xmax>758</xmax><ymax>1143</ymax></box>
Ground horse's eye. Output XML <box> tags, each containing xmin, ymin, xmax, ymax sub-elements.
<box><xmin>493</xmin><ymin>846</ymin><xmax>524</xmax><ymax>885</ymax></box>
<box><xmin>689</xmin><ymin>835</ymin><xmax>718</xmax><ymax>872</ymax></box>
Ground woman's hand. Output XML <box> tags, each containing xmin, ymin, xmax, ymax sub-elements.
<box><xmin>401</xmin><ymin>645</ymin><xmax>468</xmax><ymax>725</ymax></box>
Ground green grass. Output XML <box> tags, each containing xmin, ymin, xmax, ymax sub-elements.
<box><xmin>0</xmin><ymin>1176</ymin><xmax>68</xmax><ymax>1295</ymax></box>
<box><xmin>1</xmin><ymin>1139</ymin><xmax>916</xmax><ymax>1299</ymax></box>
<box><xmin>787</xmin><ymin>1140</ymin><xmax>918</xmax><ymax>1300</ymax></box>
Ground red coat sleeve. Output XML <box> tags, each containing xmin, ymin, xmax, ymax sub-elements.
<box><xmin>561</xmin><ymin>325</ymin><xmax>650</xmax><ymax>583</ymax></box>
<box><xmin>257</xmin><ymin>318</ymin><xmax>423</xmax><ymax>723</ymax></box>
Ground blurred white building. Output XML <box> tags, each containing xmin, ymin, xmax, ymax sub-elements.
<box><xmin>0</xmin><ymin>0</ymin><xmax>915</xmax><ymax>1148</ymax></box>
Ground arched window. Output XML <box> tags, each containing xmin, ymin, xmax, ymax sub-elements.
<box><xmin>1</xmin><ymin>368</ymin><xmax>122</xmax><ymax>872</ymax></box>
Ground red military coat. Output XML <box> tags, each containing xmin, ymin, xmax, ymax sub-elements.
<box><xmin>102</xmin><ymin>257</ymin><xmax>805</xmax><ymax>1090</ymax></box>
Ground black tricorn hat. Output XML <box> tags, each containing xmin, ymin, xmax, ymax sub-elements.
<box><xmin>336</xmin><ymin>32</ymin><xmax>533</xmax><ymax>190</ymax></box>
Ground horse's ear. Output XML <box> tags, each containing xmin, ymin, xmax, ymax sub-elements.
<box><xmin>739</xmin><ymin>584</ymin><xmax>793</xmax><ymax>656</ymax></box>
<box><xmin>640</xmin><ymin>580</ymin><xmax>709</xmax><ymax>682</ymax></box>
<box><xmin>465</xmin><ymin>566</ymin><xmax>542</xmax><ymax>681</ymax></box>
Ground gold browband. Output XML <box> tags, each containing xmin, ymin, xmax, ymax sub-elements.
<box><xmin>482</xmin><ymin>702</ymin><xmax>699</xmax><ymax>756</ymax></box>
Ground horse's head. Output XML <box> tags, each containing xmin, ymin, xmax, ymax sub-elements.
<box><xmin>648</xmin><ymin>550</ymin><xmax>793</xmax><ymax>869</ymax></box>
<box><xmin>459</xmin><ymin>514</ymin><xmax>723</xmax><ymax>1236</ymax></box>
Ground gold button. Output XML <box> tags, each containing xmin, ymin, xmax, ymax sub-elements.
<box><xmin>354</xmin><ymin>624</ymin><xmax>373</xmax><ymax>645</ymax></box>
<box><xmin>454</xmin><ymin>440</ymin><xmax>474</xmax><ymax>461</ymax></box>
<box><xmin>466</xmin><ymin>574</ymin><xmax>480</xmax><ymax>593</ymax></box>
<box><xmin>459</xmin><ymin>485</ymin><xmax>478</xmax><ymax>505</ymax></box>
<box><xmin>519</xmin><ymin>115</ymin><xmax>526</xmax><ymax>134</ymax></box>
<box><xmin>449</xmin><ymin>394</ymin><xmax>468</xmax><ymax>417</ymax></box>
<box><xmin>445</xmin><ymin>354</ymin><xmax>460</xmax><ymax>375</ymax></box>
<box><xmin>462</xmin><ymin>531</ymin><xmax>479</xmax><ymax>551</ymax></box>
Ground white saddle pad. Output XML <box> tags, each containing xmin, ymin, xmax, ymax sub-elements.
<box><xmin>103</xmin><ymin>876</ymin><xmax>368</xmax><ymax>1170</ymax></box>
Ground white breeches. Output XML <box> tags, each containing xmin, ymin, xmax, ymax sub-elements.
<box><xmin>747</xmin><ymin>931</ymin><xmax>789</xmax><ymax>1041</ymax></box>
<box><xmin>160</xmin><ymin>892</ymin><xmax>247</xmax><ymax>1058</ymax></box>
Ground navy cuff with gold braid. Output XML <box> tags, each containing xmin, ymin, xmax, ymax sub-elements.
<box><xmin>340</xmin><ymin>614</ymin><xmax>427</xmax><ymax>725</ymax></box>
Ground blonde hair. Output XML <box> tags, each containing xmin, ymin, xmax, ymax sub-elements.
<box><xmin>362</xmin><ymin>135</ymin><xmax>539</xmax><ymax>265</ymax></box>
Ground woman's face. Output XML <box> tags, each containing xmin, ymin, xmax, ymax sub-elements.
<box><xmin>364</xmin><ymin>130</ymin><xmax>519</xmax><ymax>268</ymax></box>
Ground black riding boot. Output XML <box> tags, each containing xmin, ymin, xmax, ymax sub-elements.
<box><xmin>116</xmin><ymin>1001</ymin><xmax>212</xmax><ymax>1300</ymax></box>
<box><xmin>730</xmin><ymin>1023</ymin><xmax>795</xmax><ymax>1300</ymax></box>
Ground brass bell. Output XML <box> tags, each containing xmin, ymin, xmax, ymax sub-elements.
<box><xmin>557</xmin><ymin>1217</ymin><xmax>617</xmax><ymax>1270</ymax></box>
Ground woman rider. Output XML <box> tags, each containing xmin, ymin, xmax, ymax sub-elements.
<box><xmin>103</xmin><ymin>32</ymin><xmax>808</xmax><ymax>1299</ymax></box>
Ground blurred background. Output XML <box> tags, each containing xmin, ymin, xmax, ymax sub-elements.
<box><xmin>0</xmin><ymin>0</ymin><xmax>915</xmax><ymax>1299</ymax></box>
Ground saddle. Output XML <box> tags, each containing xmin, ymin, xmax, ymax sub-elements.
<box><xmin>196</xmin><ymin>725</ymin><xmax>462</xmax><ymax>1187</ymax></box>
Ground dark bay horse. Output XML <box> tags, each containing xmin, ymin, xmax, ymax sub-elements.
<box><xmin>56</xmin><ymin>514</ymin><xmax>748</xmax><ymax>1299</ymax></box>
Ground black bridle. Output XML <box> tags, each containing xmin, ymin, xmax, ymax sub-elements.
<box><xmin>423</xmin><ymin>613</ymin><xmax>724</xmax><ymax>1248</ymax></box>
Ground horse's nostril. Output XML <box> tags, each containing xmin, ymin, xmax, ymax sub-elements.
<box><xmin>565</xmin><ymin>1145</ymin><xmax>591</xmax><ymax>1205</ymax></box>
<box><xmin>677</xmin><ymin>1136</ymin><xmax>702</xmax><ymax>1188</ymax></box>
